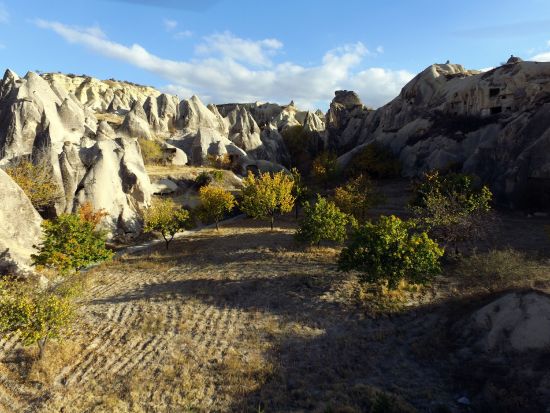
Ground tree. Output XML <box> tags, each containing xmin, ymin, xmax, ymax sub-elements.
<box><xmin>410</xmin><ymin>171</ymin><xmax>493</xmax><ymax>251</ymax></box>
<box><xmin>333</xmin><ymin>174</ymin><xmax>380</xmax><ymax>224</ymax></box>
<box><xmin>290</xmin><ymin>167</ymin><xmax>310</xmax><ymax>219</ymax></box>
<box><xmin>338</xmin><ymin>215</ymin><xmax>444</xmax><ymax>290</ymax></box>
<box><xmin>32</xmin><ymin>203</ymin><xmax>113</xmax><ymax>273</ymax></box>
<box><xmin>198</xmin><ymin>185</ymin><xmax>235</xmax><ymax>230</ymax></box>
<box><xmin>312</xmin><ymin>151</ymin><xmax>339</xmax><ymax>188</ymax></box>
<box><xmin>295</xmin><ymin>195</ymin><xmax>350</xmax><ymax>246</ymax></box>
<box><xmin>144</xmin><ymin>198</ymin><xmax>192</xmax><ymax>249</ymax></box>
<box><xmin>347</xmin><ymin>143</ymin><xmax>401</xmax><ymax>179</ymax></box>
<box><xmin>4</xmin><ymin>154</ymin><xmax>63</xmax><ymax>213</ymax></box>
<box><xmin>240</xmin><ymin>171</ymin><xmax>295</xmax><ymax>230</ymax></box>
<box><xmin>0</xmin><ymin>280</ymin><xmax>78</xmax><ymax>359</ymax></box>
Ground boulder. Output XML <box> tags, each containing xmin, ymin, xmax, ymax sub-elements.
<box><xmin>151</xmin><ymin>178</ymin><xmax>179</xmax><ymax>195</ymax></box>
<box><xmin>0</xmin><ymin>169</ymin><xmax>42</xmax><ymax>275</ymax></box>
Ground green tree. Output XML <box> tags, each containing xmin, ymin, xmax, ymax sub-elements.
<box><xmin>0</xmin><ymin>279</ymin><xmax>79</xmax><ymax>359</ymax></box>
<box><xmin>144</xmin><ymin>198</ymin><xmax>192</xmax><ymax>249</ymax></box>
<box><xmin>198</xmin><ymin>185</ymin><xmax>235</xmax><ymax>230</ymax></box>
<box><xmin>338</xmin><ymin>215</ymin><xmax>444</xmax><ymax>290</ymax></box>
<box><xmin>410</xmin><ymin>171</ymin><xmax>493</xmax><ymax>250</ymax></box>
<box><xmin>240</xmin><ymin>171</ymin><xmax>295</xmax><ymax>230</ymax></box>
<box><xmin>31</xmin><ymin>204</ymin><xmax>113</xmax><ymax>273</ymax></box>
<box><xmin>138</xmin><ymin>138</ymin><xmax>164</xmax><ymax>165</ymax></box>
<box><xmin>334</xmin><ymin>174</ymin><xmax>380</xmax><ymax>224</ymax></box>
<box><xmin>295</xmin><ymin>195</ymin><xmax>350</xmax><ymax>246</ymax></box>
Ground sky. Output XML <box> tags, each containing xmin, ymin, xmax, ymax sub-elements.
<box><xmin>1</xmin><ymin>0</ymin><xmax>550</xmax><ymax>110</ymax></box>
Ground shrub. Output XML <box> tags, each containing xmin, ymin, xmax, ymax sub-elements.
<box><xmin>138</xmin><ymin>138</ymin><xmax>164</xmax><ymax>165</ymax></box>
<box><xmin>4</xmin><ymin>155</ymin><xmax>63</xmax><ymax>212</ymax></box>
<box><xmin>207</xmin><ymin>154</ymin><xmax>232</xmax><ymax>170</ymax></box>
<box><xmin>0</xmin><ymin>278</ymin><xmax>79</xmax><ymax>359</ymax></box>
<box><xmin>31</xmin><ymin>204</ymin><xmax>113</xmax><ymax>273</ymax></box>
<box><xmin>347</xmin><ymin>143</ymin><xmax>401</xmax><ymax>179</ymax></box>
<box><xmin>295</xmin><ymin>195</ymin><xmax>350</xmax><ymax>246</ymax></box>
<box><xmin>240</xmin><ymin>171</ymin><xmax>295</xmax><ymax>230</ymax></box>
<box><xmin>334</xmin><ymin>174</ymin><xmax>380</xmax><ymax>224</ymax></box>
<box><xmin>194</xmin><ymin>171</ymin><xmax>212</xmax><ymax>188</ymax></box>
<box><xmin>410</xmin><ymin>171</ymin><xmax>493</xmax><ymax>250</ymax></box>
<box><xmin>197</xmin><ymin>185</ymin><xmax>235</xmax><ymax>230</ymax></box>
<box><xmin>211</xmin><ymin>170</ymin><xmax>224</xmax><ymax>183</ymax></box>
<box><xmin>338</xmin><ymin>215</ymin><xmax>444</xmax><ymax>290</ymax></box>
<box><xmin>312</xmin><ymin>151</ymin><xmax>339</xmax><ymax>188</ymax></box>
<box><xmin>144</xmin><ymin>198</ymin><xmax>192</xmax><ymax>249</ymax></box>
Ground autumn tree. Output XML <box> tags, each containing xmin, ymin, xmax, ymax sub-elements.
<box><xmin>4</xmin><ymin>154</ymin><xmax>63</xmax><ymax>213</ymax></box>
<box><xmin>143</xmin><ymin>198</ymin><xmax>193</xmax><ymax>249</ymax></box>
<box><xmin>312</xmin><ymin>151</ymin><xmax>339</xmax><ymax>188</ymax></box>
<box><xmin>334</xmin><ymin>174</ymin><xmax>380</xmax><ymax>224</ymax></box>
<box><xmin>240</xmin><ymin>171</ymin><xmax>295</xmax><ymax>230</ymax></box>
<box><xmin>198</xmin><ymin>185</ymin><xmax>235</xmax><ymax>230</ymax></box>
<box><xmin>290</xmin><ymin>167</ymin><xmax>310</xmax><ymax>218</ymax></box>
<box><xmin>32</xmin><ymin>203</ymin><xmax>113</xmax><ymax>273</ymax></box>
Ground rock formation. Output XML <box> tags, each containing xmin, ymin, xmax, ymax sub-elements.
<box><xmin>337</xmin><ymin>61</ymin><xmax>550</xmax><ymax>207</ymax></box>
<box><xmin>0</xmin><ymin>70</ymin><xmax>152</xmax><ymax>235</ymax></box>
<box><xmin>0</xmin><ymin>169</ymin><xmax>43</xmax><ymax>275</ymax></box>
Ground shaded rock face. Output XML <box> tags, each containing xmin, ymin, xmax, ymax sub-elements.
<box><xmin>338</xmin><ymin>61</ymin><xmax>550</xmax><ymax>208</ymax></box>
<box><xmin>0</xmin><ymin>169</ymin><xmax>42</xmax><ymax>275</ymax></box>
<box><xmin>326</xmin><ymin>90</ymin><xmax>371</xmax><ymax>153</ymax></box>
<box><xmin>0</xmin><ymin>70</ymin><xmax>152</xmax><ymax>235</ymax></box>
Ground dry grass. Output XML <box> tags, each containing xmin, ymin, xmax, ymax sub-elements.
<box><xmin>95</xmin><ymin>112</ymin><xmax>124</xmax><ymax>126</ymax></box>
<box><xmin>1</xmin><ymin>211</ymin><xmax>550</xmax><ymax>412</ymax></box>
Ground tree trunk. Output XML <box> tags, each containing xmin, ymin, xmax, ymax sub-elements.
<box><xmin>215</xmin><ymin>220</ymin><xmax>219</xmax><ymax>231</ymax></box>
<box><xmin>270</xmin><ymin>215</ymin><xmax>274</xmax><ymax>231</ymax></box>
<box><xmin>37</xmin><ymin>338</ymin><xmax>47</xmax><ymax>360</ymax></box>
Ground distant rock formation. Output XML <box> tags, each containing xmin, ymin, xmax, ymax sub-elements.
<box><xmin>0</xmin><ymin>169</ymin><xmax>42</xmax><ymax>275</ymax></box>
<box><xmin>337</xmin><ymin>61</ymin><xmax>550</xmax><ymax>208</ymax></box>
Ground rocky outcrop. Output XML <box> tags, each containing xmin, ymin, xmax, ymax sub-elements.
<box><xmin>326</xmin><ymin>90</ymin><xmax>371</xmax><ymax>153</ymax></box>
<box><xmin>120</xmin><ymin>100</ymin><xmax>153</xmax><ymax>140</ymax></box>
<box><xmin>43</xmin><ymin>72</ymin><xmax>161</xmax><ymax>113</ymax></box>
<box><xmin>0</xmin><ymin>169</ymin><xmax>42</xmax><ymax>275</ymax></box>
<box><xmin>338</xmin><ymin>61</ymin><xmax>550</xmax><ymax>207</ymax></box>
<box><xmin>0</xmin><ymin>70</ymin><xmax>152</xmax><ymax>235</ymax></box>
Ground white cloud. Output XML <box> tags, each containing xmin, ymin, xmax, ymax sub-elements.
<box><xmin>532</xmin><ymin>51</ymin><xmax>550</xmax><ymax>62</ymax></box>
<box><xmin>196</xmin><ymin>31</ymin><xmax>283</xmax><ymax>66</ymax></box>
<box><xmin>163</xmin><ymin>19</ymin><xmax>177</xmax><ymax>31</ymax></box>
<box><xmin>376</xmin><ymin>45</ymin><xmax>384</xmax><ymax>54</ymax></box>
<box><xmin>174</xmin><ymin>30</ymin><xmax>193</xmax><ymax>39</ymax></box>
<box><xmin>0</xmin><ymin>3</ymin><xmax>9</xmax><ymax>24</ymax></box>
<box><xmin>34</xmin><ymin>20</ymin><xmax>414</xmax><ymax>109</ymax></box>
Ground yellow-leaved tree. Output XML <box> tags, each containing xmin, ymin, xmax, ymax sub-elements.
<box><xmin>143</xmin><ymin>198</ymin><xmax>193</xmax><ymax>249</ymax></box>
<box><xmin>240</xmin><ymin>171</ymin><xmax>295</xmax><ymax>230</ymax></box>
<box><xmin>198</xmin><ymin>185</ymin><xmax>235</xmax><ymax>231</ymax></box>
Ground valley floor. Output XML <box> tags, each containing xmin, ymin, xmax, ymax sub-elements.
<box><xmin>1</xmin><ymin>184</ymin><xmax>550</xmax><ymax>412</ymax></box>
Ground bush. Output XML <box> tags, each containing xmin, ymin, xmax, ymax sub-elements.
<box><xmin>347</xmin><ymin>143</ymin><xmax>401</xmax><ymax>179</ymax></box>
<box><xmin>338</xmin><ymin>215</ymin><xmax>444</xmax><ymax>290</ymax></box>
<box><xmin>194</xmin><ymin>171</ymin><xmax>212</xmax><ymax>188</ymax></box>
<box><xmin>295</xmin><ymin>195</ymin><xmax>350</xmax><ymax>246</ymax></box>
<box><xmin>138</xmin><ymin>138</ymin><xmax>164</xmax><ymax>165</ymax></box>
<box><xmin>0</xmin><ymin>278</ymin><xmax>80</xmax><ymax>359</ymax></box>
<box><xmin>207</xmin><ymin>154</ymin><xmax>232</xmax><ymax>170</ymax></box>
<box><xmin>144</xmin><ymin>198</ymin><xmax>192</xmax><ymax>249</ymax></box>
<box><xmin>197</xmin><ymin>185</ymin><xmax>235</xmax><ymax>230</ymax></box>
<box><xmin>4</xmin><ymin>155</ymin><xmax>63</xmax><ymax>212</ymax></box>
<box><xmin>334</xmin><ymin>174</ymin><xmax>380</xmax><ymax>224</ymax></box>
<box><xmin>31</xmin><ymin>204</ymin><xmax>113</xmax><ymax>273</ymax></box>
<box><xmin>240</xmin><ymin>171</ymin><xmax>295</xmax><ymax>230</ymax></box>
<box><xmin>410</xmin><ymin>171</ymin><xmax>493</xmax><ymax>249</ymax></box>
<box><xmin>312</xmin><ymin>151</ymin><xmax>339</xmax><ymax>187</ymax></box>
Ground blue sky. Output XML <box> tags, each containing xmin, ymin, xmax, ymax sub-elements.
<box><xmin>1</xmin><ymin>0</ymin><xmax>550</xmax><ymax>109</ymax></box>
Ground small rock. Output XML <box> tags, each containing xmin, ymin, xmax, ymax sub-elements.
<box><xmin>457</xmin><ymin>396</ymin><xmax>470</xmax><ymax>405</ymax></box>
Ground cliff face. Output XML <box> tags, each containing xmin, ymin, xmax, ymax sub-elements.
<box><xmin>334</xmin><ymin>61</ymin><xmax>550</xmax><ymax>208</ymax></box>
